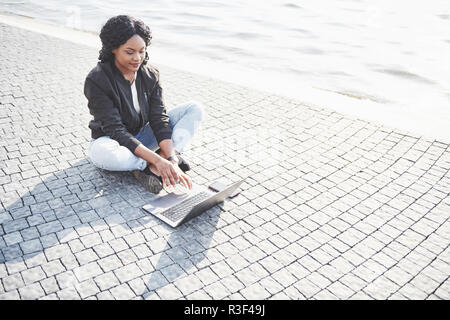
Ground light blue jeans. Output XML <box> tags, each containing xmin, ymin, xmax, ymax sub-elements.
<box><xmin>89</xmin><ymin>101</ymin><xmax>205</xmax><ymax>171</ymax></box>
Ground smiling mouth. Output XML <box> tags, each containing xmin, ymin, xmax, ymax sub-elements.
<box><xmin>131</xmin><ymin>63</ymin><xmax>140</xmax><ymax>67</ymax></box>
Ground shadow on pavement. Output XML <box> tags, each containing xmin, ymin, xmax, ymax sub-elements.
<box><xmin>0</xmin><ymin>158</ymin><xmax>221</xmax><ymax>299</ymax></box>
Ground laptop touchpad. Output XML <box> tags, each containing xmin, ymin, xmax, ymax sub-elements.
<box><xmin>143</xmin><ymin>184</ymin><xmax>206</xmax><ymax>213</ymax></box>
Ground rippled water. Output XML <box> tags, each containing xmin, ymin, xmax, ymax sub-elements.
<box><xmin>1</xmin><ymin>0</ymin><xmax>450</xmax><ymax>115</ymax></box>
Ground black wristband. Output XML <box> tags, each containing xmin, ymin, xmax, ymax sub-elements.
<box><xmin>167</xmin><ymin>156</ymin><xmax>177</xmax><ymax>162</ymax></box>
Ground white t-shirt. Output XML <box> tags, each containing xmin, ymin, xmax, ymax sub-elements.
<box><xmin>130</xmin><ymin>72</ymin><xmax>141</xmax><ymax>114</ymax></box>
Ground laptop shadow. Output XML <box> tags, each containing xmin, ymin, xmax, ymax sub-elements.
<box><xmin>141</xmin><ymin>205</ymin><xmax>222</xmax><ymax>299</ymax></box>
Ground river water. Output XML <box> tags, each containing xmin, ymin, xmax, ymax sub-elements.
<box><xmin>1</xmin><ymin>0</ymin><xmax>449</xmax><ymax>124</ymax></box>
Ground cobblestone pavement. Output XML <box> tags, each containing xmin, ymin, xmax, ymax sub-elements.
<box><xmin>0</xmin><ymin>23</ymin><xmax>449</xmax><ymax>300</ymax></box>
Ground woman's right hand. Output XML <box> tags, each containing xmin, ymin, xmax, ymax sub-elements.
<box><xmin>153</xmin><ymin>157</ymin><xmax>180</xmax><ymax>188</ymax></box>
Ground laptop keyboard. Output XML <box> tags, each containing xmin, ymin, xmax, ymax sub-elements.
<box><xmin>160</xmin><ymin>191</ymin><xmax>211</xmax><ymax>222</ymax></box>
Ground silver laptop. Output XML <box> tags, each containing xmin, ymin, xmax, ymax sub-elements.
<box><xmin>142</xmin><ymin>179</ymin><xmax>244</xmax><ymax>228</ymax></box>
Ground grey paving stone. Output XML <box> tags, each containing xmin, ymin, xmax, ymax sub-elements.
<box><xmin>173</xmin><ymin>274</ymin><xmax>204</xmax><ymax>296</ymax></box>
<box><xmin>255</xmin><ymin>239</ymin><xmax>279</xmax><ymax>256</ymax></box>
<box><xmin>148</xmin><ymin>252</ymin><xmax>174</xmax><ymax>271</ymax></box>
<box><xmin>117</xmin><ymin>248</ymin><xmax>139</xmax><ymax>265</ymax></box>
<box><xmin>108</xmin><ymin>238</ymin><xmax>129</xmax><ymax>253</ymax></box>
<box><xmin>165</xmin><ymin>246</ymin><xmax>189</xmax><ymax>263</ymax></box>
<box><xmin>0</xmin><ymin>213</ymin><xmax>13</xmax><ymax>226</ymax></box>
<box><xmin>61</xmin><ymin>254</ymin><xmax>80</xmax><ymax>270</ymax></box>
<box><xmin>203</xmin><ymin>247</ymin><xmax>224</xmax><ymax>264</ymax></box>
<box><xmin>78</xmin><ymin>210</ymin><xmax>99</xmax><ymax>224</ymax></box>
<box><xmin>40</xmin><ymin>277</ymin><xmax>59</xmax><ymax>295</ymax></box>
<box><xmin>269</xmin><ymin>291</ymin><xmax>291</xmax><ymax>300</ymax></box>
<box><xmin>210</xmin><ymin>260</ymin><xmax>234</xmax><ymax>279</ymax></box>
<box><xmin>80</xmin><ymin>233</ymin><xmax>102</xmax><ymax>248</ymax></box>
<box><xmin>94</xmin><ymin>271</ymin><xmax>120</xmax><ymax>291</ymax></box>
<box><xmin>26</xmin><ymin>214</ymin><xmax>45</xmax><ymax>227</ymax></box>
<box><xmin>3</xmin><ymin>231</ymin><xmax>23</xmax><ymax>246</ymax></box>
<box><xmin>234</xmin><ymin>265</ymin><xmax>263</xmax><ymax>287</ymax></box>
<box><xmin>215</xmin><ymin>242</ymin><xmax>239</xmax><ymax>258</ymax></box>
<box><xmin>44</xmin><ymin>243</ymin><xmax>70</xmax><ymax>261</ymax></box>
<box><xmin>77</xmin><ymin>279</ymin><xmax>100</xmax><ymax>299</ymax></box>
<box><xmin>18</xmin><ymin>282</ymin><xmax>45</xmax><ymax>300</ymax></box>
<box><xmin>96</xmin><ymin>290</ymin><xmax>115</xmax><ymax>300</ymax></box>
<box><xmin>3</xmin><ymin>219</ymin><xmax>28</xmax><ymax>234</ymax></box>
<box><xmin>0</xmin><ymin>264</ymin><xmax>7</xmax><ymax>278</ymax></box>
<box><xmin>75</xmin><ymin>248</ymin><xmax>99</xmax><ymax>265</ymax></box>
<box><xmin>110</xmin><ymin>224</ymin><xmax>132</xmax><ymax>240</ymax></box>
<box><xmin>37</xmin><ymin>221</ymin><xmax>63</xmax><ymax>236</ymax></box>
<box><xmin>42</xmin><ymin>260</ymin><xmax>66</xmax><ymax>277</ymax></box>
<box><xmin>229</xmin><ymin>235</ymin><xmax>251</xmax><ymax>250</ymax></box>
<box><xmin>0</xmin><ymin>290</ymin><xmax>20</xmax><ymax>300</ymax></box>
<box><xmin>195</xmin><ymin>267</ymin><xmax>220</xmax><ymax>286</ymax></box>
<box><xmin>226</xmin><ymin>253</ymin><xmax>252</xmax><ymax>273</ymax></box>
<box><xmin>20</xmin><ymin>227</ymin><xmax>40</xmax><ymax>241</ymax></box>
<box><xmin>59</xmin><ymin>215</ymin><xmax>81</xmax><ymax>229</ymax></box>
<box><xmin>240</xmin><ymin>245</ymin><xmax>267</xmax><ymax>263</ymax></box>
<box><xmin>294</xmin><ymin>278</ymin><xmax>322</xmax><ymax>299</ymax></box>
<box><xmin>103</xmin><ymin>213</ymin><xmax>126</xmax><ymax>227</ymax></box>
<box><xmin>123</xmin><ymin>232</ymin><xmax>146</xmax><ymax>247</ymax></box>
<box><xmin>75</xmin><ymin>223</ymin><xmax>96</xmax><ymax>237</ymax></box>
<box><xmin>147</xmin><ymin>238</ymin><xmax>167</xmax><ymax>254</ymax></box>
<box><xmin>114</xmin><ymin>263</ymin><xmax>144</xmax><ymax>283</ymax></box>
<box><xmin>92</xmin><ymin>243</ymin><xmax>114</xmax><ymax>258</ymax></box>
<box><xmin>154</xmin><ymin>283</ymin><xmax>183</xmax><ymax>300</ymax></box>
<box><xmin>136</xmin><ymin>258</ymin><xmax>155</xmax><ymax>274</ymax></box>
<box><xmin>313</xmin><ymin>289</ymin><xmax>340</xmax><ymax>300</ymax></box>
<box><xmin>182</xmin><ymin>239</ymin><xmax>205</xmax><ymax>256</ymax></box>
<box><xmin>73</xmin><ymin>262</ymin><xmax>103</xmax><ymax>282</ymax></box>
<box><xmin>396</xmin><ymin>282</ymin><xmax>429</xmax><ymax>299</ymax></box>
<box><xmin>434</xmin><ymin>278</ymin><xmax>450</xmax><ymax>300</ymax></box>
<box><xmin>145</xmin><ymin>270</ymin><xmax>169</xmax><ymax>291</ymax></box>
<box><xmin>383</xmin><ymin>266</ymin><xmax>414</xmax><ymax>287</ymax></box>
<box><xmin>409</xmin><ymin>273</ymin><xmax>441</xmax><ymax>295</ymax></box>
<box><xmin>272</xmin><ymin>268</ymin><xmax>298</xmax><ymax>288</ymax></box>
<box><xmin>127</xmin><ymin>277</ymin><xmax>148</xmax><ymax>296</ymax></box>
<box><xmin>22</xmin><ymin>252</ymin><xmax>47</xmax><ymax>269</ymax></box>
<box><xmin>349</xmin><ymin>291</ymin><xmax>376</xmax><ymax>300</ymax></box>
<box><xmin>239</xmin><ymin>282</ymin><xmax>271</xmax><ymax>300</ymax></box>
<box><xmin>220</xmin><ymin>274</ymin><xmax>245</xmax><ymax>294</ymax></box>
<box><xmin>259</xmin><ymin>276</ymin><xmax>284</xmax><ymax>295</ymax></box>
<box><xmin>186</xmin><ymin>289</ymin><xmax>212</xmax><ymax>300</ymax></box>
<box><xmin>363</xmin><ymin>275</ymin><xmax>400</xmax><ymax>300</ymax></box>
<box><xmin>21</xmin><ymin>266</ymin><xmax>46</xmax><ymax>285</ymax></box>
<box><xmin>2</xmin><ymin>273</ymin><xmax>25</xmax><ymax>291</ymax></box>
<box><xmin>67</xmin><ymin>238</ymin><xmax>85</xmax><ymax>254</ymax></box>
<box><xmin>99</xmin><ymin>229</ymin><xmax>115</xmax><ymax>243</ymax></box>
<box><xmin>204</xmin><ymin>281</ymin><xmax>231</xmax><ymax>300</ymax></box>
<box><xmin>57</xmin><ymin>286</ymin><xmax>81</xmax><ymax>300</ymax></box>
<box><xmin>97</xmin><ymin>254</ymin><xmax>123</xmax><ymax>273</ymax></box>
<box><xmin>5</xmin><ymin>260</ymin><xmax>27</xmax><ymax>275</ymax></box>
<box><xmin>160</xmin><ymin>263</ymin><xmax>185</xmax><ymax>283</ymax></box>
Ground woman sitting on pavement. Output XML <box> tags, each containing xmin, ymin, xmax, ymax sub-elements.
<box><xmin>84</xmin><ymin>15</ymin><xmax>204</xmax><ymax>194</ymax></box>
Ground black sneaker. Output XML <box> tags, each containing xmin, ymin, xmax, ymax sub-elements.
<box><xmin>176</xmin><ymin>154</ymin><xmax>191</xmax><ymax>172</ymax></box>
<box><xmin>132</xmin><ymin>169</ymin><xmax>163</xmax><ymax>194</ymax></box>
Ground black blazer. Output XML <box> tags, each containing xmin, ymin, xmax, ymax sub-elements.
<box><xmin>84</xmin><ymin>60</ymin><xmax>172</xmax><ymax>153</ymax></box>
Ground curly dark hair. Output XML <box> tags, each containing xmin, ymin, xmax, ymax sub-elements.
<box><xmin>98</xmin><ymin>15</ymin><xmax>152</xmax><ymax>65</ymax></box>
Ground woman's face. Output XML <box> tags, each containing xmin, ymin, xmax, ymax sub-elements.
<box><xmin>112</xmin><ymin>34</ymin><xmax>146</xmax><ymax>74</ymax></box>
